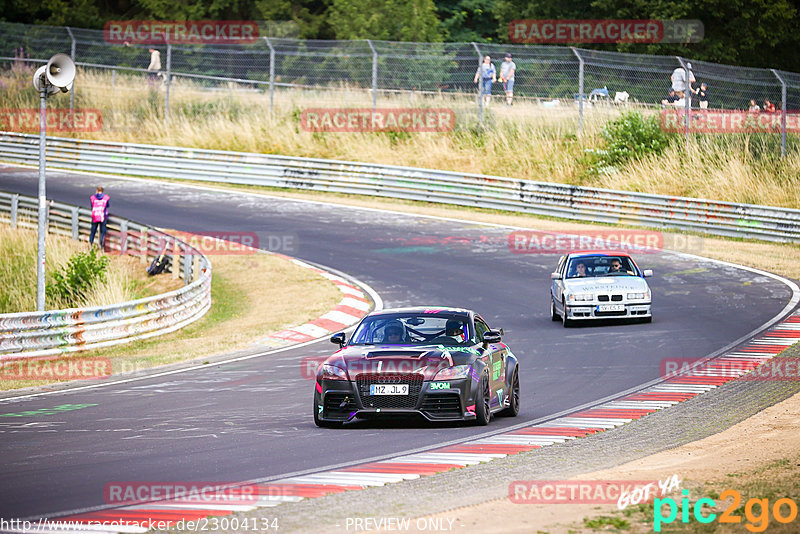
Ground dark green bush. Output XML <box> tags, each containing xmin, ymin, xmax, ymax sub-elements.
<box><xmin>601</xmin><ymin>111</ymin><xmax>673</xmax><ymax>165</ymax></box>
<box><xmin>47</xmin><ymin>248</ymin><xmax>110</xmax><ymax>307</ymax></box>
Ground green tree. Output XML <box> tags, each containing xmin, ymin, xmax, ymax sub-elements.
<box><xmin>435</xmin><ymin>0</ymin><xmax>501</xmax><ymax>41</ymax></box>
<box><xmin>327</xmin><ymin>0</ymin><xmax>443</xmax><ymax>41</ymax></box>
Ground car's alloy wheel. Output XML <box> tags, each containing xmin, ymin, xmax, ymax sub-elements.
<box><xmin>474</xmin><ymin>372</ymin><xmax>492</xmax><ymax>426</ymax></box>
<box><xmin>499</xmin><ymin>368</ymin><xmax>520</xmax><ymax>417</ymax></box>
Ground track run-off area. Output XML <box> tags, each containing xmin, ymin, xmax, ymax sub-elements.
<box><xmin>0</xmin><ymin>164</ymin><xmax>797</xmax><ymax>528</ymax></box>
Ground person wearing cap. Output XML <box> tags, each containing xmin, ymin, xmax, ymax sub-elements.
<box><xmin>473</xmin><ymin>55</ymin><xmax>496</xmax><ymax>107</ymax></box>
<box><xmin>694</xmin><ymin>82</ymin><xmax>709</xmax><ymax>109</ymax></box>
<box><xmin>499</xmin><ymin>53</ymin><xmax>516</xmax><ymax>107</ymax></box>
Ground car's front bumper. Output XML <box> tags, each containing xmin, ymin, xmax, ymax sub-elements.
<box><xmin>316</xmin><ymin>377</ymin><xmax>476</xmax><ymax>423</ymax></box>
<box><xmin>564</xmin><ymin>302</ymin><xmax>651</xmax><ymax>320</ymax></box>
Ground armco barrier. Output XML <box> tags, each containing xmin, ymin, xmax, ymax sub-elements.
<box><xmin>1</xmin><ymin>131</ymin><xmax>799</xmax><ymax>243</ymax></box>
<box><xmin>0</xmin><ymin>190</ymin><xmax>212</xmax><ymax>359</ymax></box>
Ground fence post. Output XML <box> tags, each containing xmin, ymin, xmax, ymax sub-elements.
<box><xmin>165</xmin><ymin>43</ymin><xmax>172</xmax><ymax>125</ymax></box>
<box><xmin>771</xmin><ymin>69</ymin><xmax>787</xmax><ymax>158</ymax></box>
<box><xmin>264</xmin><ymin>37</ymin><xmax>275</xmax><ymax>114</ymax></box>
<box><xmin>66</xmin><ymin>26</ymin><xmax>76</xmax><ymax>117</ymax></box>
<box><xmin>571</xmin><ymin>48</ymin><xmax>584</xmax><ymax>136</ymax></box>
<box><xmin>367</xmin><ymin>39</ymin><xmax>378</xmax><ymax>113</ymax></box>
<box><xmin>120</xmin><ymin>219</ymin><xmax>128</xmax><ymax>254</ymax></box>
<box><xmin>183</xmin><ymin>247</ymin><xmax>192</xmax><ymax>283</ymax></box>
<box><xmin>676</xmin><ymin>56</ymin><xmax>691</xmax><ymax>142</ymax></box>
<box><xmin>71</xmin><ymin>206</ymin><xmax>79</xmax><ymax>240</ymax></box>
<box><xmin>10</xmin><ymin>194</ymin><xmax>19</xmax><ymax>229</ymax></box>
<box><xmin>471</xmin><ymin>42</ymin><xmax>483</xmax><ymax>125</ymax></box>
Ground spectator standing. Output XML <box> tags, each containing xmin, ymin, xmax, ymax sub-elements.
<box><xmin>499</xmin><ymin>53</ymin><xmax>516</xmax><ymax>107</ymax></box>
<box><xmin>474</xmin><ymin>55</ymin><xmax>496</xmax><ymax>107</ymax></box>
<box><xmin>749</xmin><ymin>99</ymin><xmax>761</xmax><ymax>112</ymax></box>
<box><xmin>764</xmin><ymin>99</ymin><xmax>776</xmax><ymax>113</ymax></box>
<box><xmin>89</xmin><ymin>186</ymin><xmax>110</xmax><ymax>250</ymax></box>
<box><xmin>147</xmin><ymin>48</ymin><xmax>161</xmax><ymax>84</ymax></box>
<box><xmin>670</xmin><ymin>63</ymin><xmax>695</xmax><ymax>100</ymax></box>
<box><xmin>695</xmin><ymin>82</ymin><xmax>709</xmax><ymax>109</ymax></box>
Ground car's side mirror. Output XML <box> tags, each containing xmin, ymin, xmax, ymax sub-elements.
<box><xmin>551</xmin><ymin>272</ymin><xmax>562</xmax><ymax>280</ymax></box>
<box><xmin>330</xmin><ymin>332</ymin><xmax>346</xmax><ymax>347</ymax></box>
<box><xmin>642</xmin><ymin>269</ymin><xmax>653</xmax><ymax>278</ymax></box>
<box><xmin>483</xmin><ymin>330</ymin><xmax>502</xmax><ymax>344</ymax></box>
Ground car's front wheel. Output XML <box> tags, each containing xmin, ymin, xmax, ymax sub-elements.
<box><xmin>474</xmin><ymin>372</ymin><xmax>492</xmax><ymax>426</ymax></box>
<box><xmin>550</xmin><ymin>296</ymin><xmax>560</xmax><ymax>321</ymax></box>
<box><xmin>562</xmin><ymin>299</ymin><xmax>573</xmax><ymax>327</ymax></box>
<box><xmin>499</xmin><ymin>368</ymin><xmax>520</xmax><ymax>417</ymax></box>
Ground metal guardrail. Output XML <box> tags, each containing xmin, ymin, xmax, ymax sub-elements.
<box><xmin>1</xmin><ymin>131</ymin><xmax>799</xmax><ymax>243</ymax></box>
<box><xmin>0</xmin><ymin>189</ymin><xmax>212</xmax><ymax>359</ymax></box>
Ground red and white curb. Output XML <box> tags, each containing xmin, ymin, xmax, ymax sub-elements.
<box><xmin>255</xmin><ymin>256</ymin><xmax>372</xmax><ymax>347</ymax></box>
<box><xmin>32</xmin><ymin>312</ymin><xmax>800</xmax><ymax>534</ymax></box>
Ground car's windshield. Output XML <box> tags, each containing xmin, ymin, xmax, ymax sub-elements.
<box><xmin>566</xmin><ymin>256</ymin><xmax>637</xmax><ymax>278</ymax></box>
<box><xmin>349</xmin><ymin>312</ymin><xmax>472</xmax><ymax>346</ymax></box>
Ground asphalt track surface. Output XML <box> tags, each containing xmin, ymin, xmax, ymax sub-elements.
<box><xmin>0</xmin><ymin>165</ymin><xmax>795</xmax><ymax>520</ymax></box>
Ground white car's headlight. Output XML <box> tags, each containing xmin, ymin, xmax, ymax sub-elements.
<box><xmin>434</xmin><ymin>365</ymin><xmax>472</xmax><ymax>380</ymax></box>
<box><xmin>568</xmin><ymin>293</ymin><xmax>593</xmax><ymax>302</ymax></box>
<box><xmin>627</xmin><ymin>291</ymin><xmax>650</xmax><ymax>300</ymax></box>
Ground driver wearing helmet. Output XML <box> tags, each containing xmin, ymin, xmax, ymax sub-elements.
<box><xmin>445</xmin><ymin>319</ymin><xmax>466</xmax><ymax>343</ymax></box>
<box><xmin>382</xmin><ymin>320</ymin><xmax>406</xmax><ymax>344</ymax></box>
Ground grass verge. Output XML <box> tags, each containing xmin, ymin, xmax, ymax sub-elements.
<box><xmin>0</xmin><ymin>236</ymin><xmax>343</xmax><ymax>392</ymax></box>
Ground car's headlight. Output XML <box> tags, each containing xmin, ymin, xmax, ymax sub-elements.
<box><xmin>568</xmin><ymin>293</ymin><xmax>593</xmax><ymax>302</ymax></box>
<box><xmin>627</xmin><ymin>291</ymin><xmax>650</xmax><ymax>300</ymax></box>
<box><xmin>320</xmin><ymin>364</ymin><xmax>348</xmax><ymax>381</ymax></box>
<box><xmin>434</xmin><ymin>365</ymin><xmax>471</xmax><ymax>380</ymax></box>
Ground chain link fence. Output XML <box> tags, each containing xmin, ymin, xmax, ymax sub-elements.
<box><xmin>1</xmin><ymin>20</ymin><xmax>799</xmax><ymax>152</ymax></box>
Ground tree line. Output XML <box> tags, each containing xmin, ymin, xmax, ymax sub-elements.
<box><xmin>2</xmin><ymin>0</ymin><xmax>799</xmax><ymax>72</ymax></box>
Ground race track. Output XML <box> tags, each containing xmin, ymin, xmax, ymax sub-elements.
<box><xmin>0</xmin><ymin>165</ymin><xmax>795</xmax><ymax>519</ymax></box>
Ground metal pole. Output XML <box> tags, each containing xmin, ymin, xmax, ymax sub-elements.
<box><xmin>771</xmin><ymin>69</ymin><xmax>787</xmax><ymax>158</ymax></box>
<box><xmin>165</xmin><ymin>43</ymin><xmax>172</xmax><ymax>124</ymax></box>
<box><xmin>367</xmin><ymin>39</ymin><xmax>377</xmax><ymax>113</ymax></box>
<box><xmin>571</xmin><ymin>48</ymin><xmax>584</xmax><ymax>135</ymax></box>
<box><xmin>676</xmin><ymin>57</ymin><xmax>690</xmax><ymax>142</ymax></box>
<box><xmin>264</xmin><ymin>37</ymin><xmax>275</xmax><ymax>114</ymax></box>
<box><xmin>471</xmin><ymin>42</ymin><xmax>483</xmax><ymax>125</ymax></box>
<box><xmin>36</xmin><ymin>85</ymin><xmax>48</xmax><ymax>311</ymax></box>
<box><xmin>66</xmin><ymin>26</ymin><xmax>76</xmax><ymax>116</ymax></box>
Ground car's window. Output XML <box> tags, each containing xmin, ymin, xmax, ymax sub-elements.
<box><xmin>350</xmin><ymin>312</ymin><xmax>473</xmax><ymax>346</ymax></box>
<box><xmin>566</xmin><ymin>256</ymin><xmax>638</xmax><ymax>278</ymax></box>
<box><xmin>474</xmin><ymin>318</ymin><xmax>490</xmax><ymax>343</ymax></box>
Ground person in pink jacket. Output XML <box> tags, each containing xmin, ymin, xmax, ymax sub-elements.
<box><xmin>89</xmin><ymin>186</ymin><xmax>110</xmax><ymax>249</ymax></box>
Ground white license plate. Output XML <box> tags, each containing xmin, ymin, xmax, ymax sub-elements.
<box><xmin>597</xmin><ymin>304</ymin><xmax>625</xmax><ymax>312</ymax></box>
<box><xmin>370</xmin><ymin>384</ymin><xmax>409</xmax><ymax>395</ymax></box>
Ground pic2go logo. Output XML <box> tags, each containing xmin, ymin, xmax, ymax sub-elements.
<box><xmin>654</xmin><ymin>489</ymin><xmax>799</xmax><ymax>532</ymax></box>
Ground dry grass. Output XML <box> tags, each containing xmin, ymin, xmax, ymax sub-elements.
<box><xmin>0</xmin><ymin>250</ymin><xmax>344</xmax><ymax>391</ymax></box>
<box><xmin>0</xmin><ymin>224</ymin><xmax>170</xmax><ymax>312</ymax></box>
<box><xmin>5</xmin><ymin>66</ymin><xmax>797</xmax><ymax>206</ymax></box>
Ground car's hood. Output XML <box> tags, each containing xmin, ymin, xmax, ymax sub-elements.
<box><xmin>325</xmin><ymin>344</ymin><xmax>471</xmax><ymax>380</ymax></box>
<box><xmin>563</xmin><ymin>276</ymin><xmax>649</xmax><ymax>293</ymax></box>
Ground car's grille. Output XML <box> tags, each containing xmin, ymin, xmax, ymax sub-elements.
<box><xmin>357</xmin><ymin>373</ymin><xmax>423</xmax><ymax>409</ymax></box>
<box><xmin>597</xmin><ymin>294</ymin><xmax>623</xmax><ymax>302</ymax></box>
<box><xmin>611</xmin><ymin>294</ymin><xmax>623</xmax><ymax>301</ymax></box>
<box><xmin>598</xmin><ymin>295</ymin><xmax>609</xmax><ymax>302</ymax></box>
<box><xmin>323</xmin><ymin>392</ymin><xmax>358</xmax><ymax>420</ymax></box>
<box><xmin>420</xmin><ymin>394</ymin><xmax>462</xmax><ymax>419</ymax></box>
